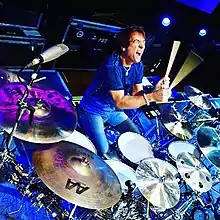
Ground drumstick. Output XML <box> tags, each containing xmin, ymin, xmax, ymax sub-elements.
<box><xmin>170</xmin><ymin>50</ymin><xmax>203</xmax><ymax>89</ymax></box>
<box><xmin>165</xmin><ymin>41</ymin><xmax>181</xmax><ymax>78</ymax></box>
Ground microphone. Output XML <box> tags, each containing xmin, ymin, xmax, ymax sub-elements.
<box><xmin>25</xmin><ymin>44</ymin><xmax>69</xmax><ymax>68</ymax></box>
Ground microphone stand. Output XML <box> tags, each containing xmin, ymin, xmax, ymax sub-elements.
<box><xmin>5</xmin><ymin>64</ymin><xmax>40</xmax><ymax>151</ymax></box>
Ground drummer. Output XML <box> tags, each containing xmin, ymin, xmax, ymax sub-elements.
<box><xmin>77</xmin><ymin>25</ymin><xmax>171</xmax><ymax>159</ymax></box>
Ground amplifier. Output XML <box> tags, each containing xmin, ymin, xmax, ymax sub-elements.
<box><xmin>0</xmin><ymin>23</ymin><xmax>46</xmax><ymax>68</ymax></box>
<box><xmin>52</xmin><ymin>17</ymin><xmax>123</xmax><ymax>70</ymax></box>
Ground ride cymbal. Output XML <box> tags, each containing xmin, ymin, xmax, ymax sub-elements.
<box><xmin>136</xmin><ymin>158</ymin><xmax>180</xmax><ymax>209</ymax></box>
<box><xmin>176</xmin><ymin>152</ymin><xmax>212</xmax><ymax>192</ymax></box>
<box><xmin>197</xmin><ymin>126</ymin><xmax>220</xmax><ymax>169</ymax></box>
<box><xmin>32</xmin><ymin>142</ymin><xmax>122</xmax><ymax>209</ymax></box>
<box><xmin>184</xmin><ymin>86</ymin><xmax>212</xmax><ymax>110</ymax></box>
<box><xmin>0</xmin><ymin>82</ymin><xmax>77</xmax><ymax>143</ymax></box>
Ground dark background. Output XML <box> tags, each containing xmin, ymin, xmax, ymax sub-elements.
<box><xmin>0</xmin><ymin>0</ymin><xmax>219</xmax><ymax>97</ymax></box>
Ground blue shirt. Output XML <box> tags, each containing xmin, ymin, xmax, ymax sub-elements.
<box><xmin>80</xmin><ymin>53</ymin><xmax>144</xmax><ymax>116</ymax></box>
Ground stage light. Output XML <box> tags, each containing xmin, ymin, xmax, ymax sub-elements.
<box><xmin>162</xmin><ymin>17</ymin><xmax>171</xmax><ymax>27</ymax></box>
<box><xmin>199</xmin><ymin>28</ymin><xmax>207</xmax><ymax>36</ymax></box>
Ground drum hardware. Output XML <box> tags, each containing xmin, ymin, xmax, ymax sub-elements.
<box><xmin>32</xmin><ymin>141</ymin><xmax>122</xmax><ymax>210</ymax></box>
<box><xmin>161</xmin><ymin>191</ymin><xmax>206</xmax><ymax>220</ymax></box>
<box><xmin>136</xmin><ymin>158</ymin><xmax>180</xmax><ymax>209</ymax></box>
<box><xmin>112</xmin><ymin>180</ymin><xmax>150</xmax><ymax>220</ymax></box>
<box><xmin>7</xmin><ymin>166</ymin><xmax>71</xmax><ymax>219</ymax></box>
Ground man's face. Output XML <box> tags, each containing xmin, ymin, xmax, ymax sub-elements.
<box><xmin>125</xmin><ymin>32</ymin><xmax>145</xmax><ymax>64</ymax></box>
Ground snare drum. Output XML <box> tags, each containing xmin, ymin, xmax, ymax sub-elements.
<box><xmin>117</xmin><ymin>132</ymin><xmax>154</xmax><ymax>166</ymax></box>
<box><xmin>105</xmin><ymin>159</ymin><xmax>136</xmax><ymax>192</ymax></box>
<box><xmin>168</xmin><ymin>141</ymin><xmax>200</xmax><ymax>161</ymax></box>
<box><xmin>65</xmin><ymin>130</ymin><xmax>97</xmax><ymax>154</ymax></box>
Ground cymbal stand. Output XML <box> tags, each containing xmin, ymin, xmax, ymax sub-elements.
<box><xmin>68</xmin><ymin>205</ymin><xmax>77</xmax><ymax>220</ymax></box>
<box><xmin>164</xmin><ymin>191</ymin><xmax>204</xmax><ymax>220</ymax></box>
<box><xmin>5</xmin><ymin>65</ymin><xmax>41</xmax><ymax>151</ymax></box>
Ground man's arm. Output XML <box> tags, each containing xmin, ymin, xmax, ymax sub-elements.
<box><xmin>109</xmin><ymin>87</ymin><xmax>172</xmax><ymax>109</ymax></box>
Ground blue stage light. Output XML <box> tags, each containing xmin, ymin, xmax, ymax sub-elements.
<box><xmin>199</xmin><ymin>28</ymin><xmax>207</xmax><ymax>36</ymax></box>
<box><xmin>162</xmin><ymin>17</ymin><xmax>171</xmax><ymax>27</ymax></box>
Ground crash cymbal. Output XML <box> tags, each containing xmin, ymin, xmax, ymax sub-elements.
<box><xmin>197</xmin><ymin>126</ymin><xmax>220</xmax><ymax>169</ymax></box>
<box><xmin>160</xmin><ymin>104</ymin><xmax>193</xmax><ymax>140</ymax></box>
<box><xmin>184</xmin><ymin>86</ymin><xmax>212</xmax><ymax>110</ymax></box>
<box><xmin>32</xmin><ymin>142</ymin><xmax>122</xmax><ymax>209</ymax></box>
<box><xmin>136</xmin><ymin>158</ymin><xmax>180</xmax><ymax>209</ymax></box>
<box><xmin>0</xmin><ymin>82</ymin><xmax>77</xmax><ymax>143</ymax></box>
<box><xmin>176</xmin><ymin>152</ymin><xmax>212</xmax><ymax>192</ymax></box>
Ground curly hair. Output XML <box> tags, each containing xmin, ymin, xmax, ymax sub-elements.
<box><xmin>115</xmin><ymin>25</ymin><xmax>146</xmax><ymax>53</ymax></box>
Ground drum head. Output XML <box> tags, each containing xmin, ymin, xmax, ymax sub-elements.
<box><xmin>117</xmin><ymin>132</ymin><xmax>154</xmax><ymax>164</ymax></box>
<box><xmin>168</xmin><ymin>141</ymin><xmax>199</xmax><ymax>160</ymax></box>
<box><xmin>65</xmin><ymin>130</ymin><xmax>97</xmax><ymax>154</ymax></box>
<box><xmin>105</xmin><ymin>159</ymin><xmax>136</xmax><ymax>191</ymax></box>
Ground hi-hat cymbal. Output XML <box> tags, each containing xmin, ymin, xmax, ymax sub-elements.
<box><xmin>160</xmin><ymin>104</ymin><xmax>193</xmax><ymax>140</ymax></box>
<box><xmin>32</xmin><ymin>142</ymin><xmax>122</xmax><ymax>209</ymax></box>
<box><xmin>184</xmin><ymin>86</ymin><xmax>212</xmax><ymax>110</ymax></box>
<box><xmin>136</xmin><ymin>158</ymin><xmax>180</xmax><ymax>209</ymax></box>
<box><xmin>0</xmin><ymin>82</ymin><xmax>77</xmax><ymax>143</ymax></box>
<box><xmin>197</xmin><ymin>126</ymin><xmax>220</xmax><ymax>169</ymax></box>
<box><xmin>176</xmin><ymin>152</ymin><xmax>212</xmax><ymax>192</ymax></box>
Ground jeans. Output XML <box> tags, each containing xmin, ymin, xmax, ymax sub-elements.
<box><xmin>77</xmin><ymin>106</ymin><xmax>140</xmax><ymax>156</ymax></box>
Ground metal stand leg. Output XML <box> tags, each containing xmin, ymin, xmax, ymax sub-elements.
<box><xmin>69</xmin><ymin>205</ymin><xmax>78</xmax><ymax>220</ymax></box>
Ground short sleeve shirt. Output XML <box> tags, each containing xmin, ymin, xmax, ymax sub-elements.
<box><xmin>80</xmin><ymin>53</ymin><xmax>144</xmax><ymax>116</ymax></box>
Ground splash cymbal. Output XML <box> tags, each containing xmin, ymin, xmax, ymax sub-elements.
<box><xmin>176</xmin><ymin>152</ymin><xmax>212</xmax><ymax>192</ymax></box>
<box><xmin>32</xmin><ymin>142</ymin><xmax>122</xmax><ymax>209</ymax></box>
<box><xmin>197</xmin><ymin>126</ymin><xmax>220</xmax><ymax>169</ymax></box>
<box><xmin>0</xmin><ymin>82</ymin><xmax>77</xmax><ymax>143</ymax></box>
<box><xmin>136</xmin><ymin>158</ymin><xmax>180</xmax><ymax>209</ymax></box>
<box><xmin>184</xmin><ymin>86</ymin><xmax>212</xmax><ymax>110</ymax></box>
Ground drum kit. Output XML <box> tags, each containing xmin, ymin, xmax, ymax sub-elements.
<box><xmin>0</xmin><ymin>67</ymin><xmax>219</xmax><ymax>219</ymax></box>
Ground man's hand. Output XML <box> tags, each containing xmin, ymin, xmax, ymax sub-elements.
<box><xmin>147</xmin><ymin>88</ymin><xmax>172</xmax><ymax>103</ymax></box>
<box><xmin>155</xmin><ymin>76</ymin><xmax>170</xmax><ymax>90</ymax></box>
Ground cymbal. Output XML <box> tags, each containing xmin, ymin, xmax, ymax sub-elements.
<box><xmin>0</xmin><ymin>68</ymin><xmax>25</xmax><ymax>87</ymax></box>
<box><xmin>160</xmin><ymin>104</ymin><xmax>193</xmax><ymax>140</ymax></box>
<box><xmin>0</xmin><ymin>82</ymin><xmax>77</xmax><ymax>143</ymax></box>
<box><xmin>184</xmin><ymin>86</ymin><xmax>212</xmax><ymax>110</ymax></box>
<box><xmin>176</xmin><ymin>152</ymin><xmax>212</xmax><ymax>192</ymax></box>
<box><xmin>136</xmin><ymin>158</ymin><xmax>180</xmax><ymax>209</ymax></box>
<box><xmin>197</xmin><ymin>126</ymin><xmax>220</xmax><ymax>169</ymax></box>
<box><xmin>32</xmin><ymin>142</ymin><xmax>122</xmax><ymax>209</ymax></box>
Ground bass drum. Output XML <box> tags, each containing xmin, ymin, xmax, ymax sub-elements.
<box><xmin>65</xmin><ymin>130</ymin><xmax>97</xmax><ymax>154</ymax></box>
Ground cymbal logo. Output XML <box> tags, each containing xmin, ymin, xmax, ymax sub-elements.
<box><xmin>65</xmin><ymin>178</ymin><xmax>90</xmax><ymax>194</ymax></box>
